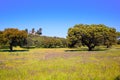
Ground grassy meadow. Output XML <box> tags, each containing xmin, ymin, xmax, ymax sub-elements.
<box><xmin>0</xmin><ymin>46</ymin><xmax>120</xmax><ymax>80</ymax></box>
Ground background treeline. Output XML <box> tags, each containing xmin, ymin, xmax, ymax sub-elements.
<box><xmin>25</xmin><ymin>34</ymin><xmax>67</xmax><ymax>48</ymax></box>
<box><xmin>24</xmin><ymin>28</ymin><xmax>67</xmax><ymax>48</ymax></box>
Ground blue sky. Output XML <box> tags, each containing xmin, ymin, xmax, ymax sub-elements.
<box><xmin>0</xmin><ymin>0</ymin><xmax>120</xmax><ymax>38</ymax></box>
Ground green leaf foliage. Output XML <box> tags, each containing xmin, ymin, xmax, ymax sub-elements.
<box><xmin>0</xmin><ymin>28</ymin><xmax>27</xmax><ymax>51</ymax></box>
<box><xmin>24</xmin><ymin>34</ymin><xmax>67</xmax><ymax>48</ymax></box>
<box><xmin>67</xmin><ymin>24</ymin><xmax>117</xmax><ymax>51</ymax></box>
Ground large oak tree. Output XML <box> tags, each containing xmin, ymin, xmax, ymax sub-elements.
<box><xmin>67</xmin><ymin>24</ymin><xmax>117</xmax><ymax>51</ymax></box>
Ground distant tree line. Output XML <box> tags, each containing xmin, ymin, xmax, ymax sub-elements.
<box><xmin>24</xmin><ymin>34</ymin><xmax>67</xmax><ymax>48</ymax></box>
<box><xmin>24</xmin><ymin>28</ymin><xmax>67</xmax><ymax>48</ymax></box>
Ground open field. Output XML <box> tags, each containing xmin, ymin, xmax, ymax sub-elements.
<box><xmin>0</xmin><ymin>46</ymin><xmax>120</xmax><ymax>80</ymax></box>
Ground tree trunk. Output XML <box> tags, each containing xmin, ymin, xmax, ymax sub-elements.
<box><xmin>88</xmin><ymin>47</ymin><xmax>93</xmax><ymax>51</ymax></box>
<box><xmin>106</xmin><ymin>45</ymin><xmax>109</xmax><ymax>48</ymax></box>
<box><xmin>88</xmin><ymin>46</ymin><xmax>95</xmax><ymax>51</ymax></box>
<box><xmin>9</xmin><ymin>44</ymin><xmax>13</xmax><ymax>51</ymax></box>
<box><xmin>106</xmin><ymin>44</ymin><xmax>111</xmax><ymax>48</ymax></box>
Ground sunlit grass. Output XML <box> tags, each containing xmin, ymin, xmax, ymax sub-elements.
<box><xmin>0</xmin><ymin>46</ymin><xmax>120</xmax><ymax>80</ymax></box>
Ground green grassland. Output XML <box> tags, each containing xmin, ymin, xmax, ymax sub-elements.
<box><xmin>0</xmin><ymin>46</ymin><xmax>120</xmax><ymax>80</ymax></box>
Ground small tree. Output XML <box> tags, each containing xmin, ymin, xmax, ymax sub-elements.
<box><xmin>36</xmin><ymin>28</ymin><xmax>42</xmax><ymax>35</ymax></box>
<box><xmin>32</xmin><ymin>28</ymin><xmax>35</xmax><ymax>34</ymax></box>
<box><xmin>25</xmin><ymin>28</ymin><xmax>28</xmax><ymax>34</ymax></box>
<box><xmin>1</xmin><ymin>28</ymin><xmax>27</xmax><ymax>51</ymax></box>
